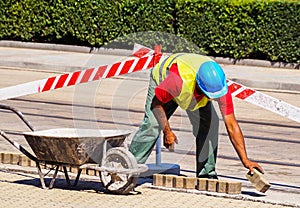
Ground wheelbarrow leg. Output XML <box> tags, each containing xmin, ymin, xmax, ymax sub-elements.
<box><xmin>63</xmin><ymin>166</ymin><xmax>82</xmax><ymax>187</ymax></box>
<box><xmin>73</xmin><ymin>169</ymin><xmax>82</xmax><ymax>187</ymax></box>
<box><xmin>63</xmin><ymin>166</ymin><xmax>71</xmax><ymax>186</ymax></box>
<box><xmin>36</xmin><ymin>162</ymin><xmax>47</xmax><ymax>189</ymax></box>
<box><xmin>49</xmin><ymin>165</ymin><xmax>59</xmax><ymax>189</ymax></box>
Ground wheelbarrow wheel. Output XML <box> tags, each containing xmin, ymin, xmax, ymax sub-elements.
<box><xmin>100</xmin><ymin>147</ymin><xmax>138</xmax><ymax>194</ymax></box>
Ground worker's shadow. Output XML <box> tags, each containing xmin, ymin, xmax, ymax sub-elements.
<box><xmin>241</xmin><ymin>190</ymin><xmax>266</xmax><ymax>197</ymax></box>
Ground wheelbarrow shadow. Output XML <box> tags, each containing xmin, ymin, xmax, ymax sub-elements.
<box><xmin>12</xmin><ymin>172</ymin><xmax>144</xmax><ymax>195</ymax></box>
<box><xmin>13</xmin><ymin>176</ymin><xmax>106</xmax><ymax>193</ymax></box>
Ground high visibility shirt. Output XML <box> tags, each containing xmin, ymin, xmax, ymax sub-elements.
<box><xmin>152</xmin><ymin>53</ymin><xmax>211</xmax><ymax>111</ymax></box>
<box><xmin>152</xmin><ymin>54</ymin><xmax>234</xmax><ymax>115</ymax></box>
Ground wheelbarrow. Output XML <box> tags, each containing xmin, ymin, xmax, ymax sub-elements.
<box><xmin>0</xmin><ymin>104</ymin><xmax>147</xmax><ymax>194</ymax></box>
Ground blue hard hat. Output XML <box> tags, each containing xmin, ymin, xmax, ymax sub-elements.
<box><xmin>196</xmin><ymin>61</ymin><xmax>228</xmax><ymax>99</ymax></box>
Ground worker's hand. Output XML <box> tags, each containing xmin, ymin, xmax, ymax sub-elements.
<box><xmin>244</xmin><ymin>160</ymin><xmax>264</xmax><ymax>175</ymax></box>
<box><xmin>163</xmin><ymin>130</ymin><xmax>178</xmax><ymax>152</ymax></box>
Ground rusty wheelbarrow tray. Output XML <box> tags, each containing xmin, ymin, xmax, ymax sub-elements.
<box><xmin>0</xmin><ymin>104</ymin><xmax>147</xmax><ymax>194</ymax></box>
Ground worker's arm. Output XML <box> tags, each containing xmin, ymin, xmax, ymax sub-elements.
<box><xmin>223</xmin><ymin>112</ymin><xmax>264</xmax><ymax>174</ymax></box>
<box><xmin>151</xmin><ymin>95</ymin><xmax>178</xmax><ymax>150</ymax></box>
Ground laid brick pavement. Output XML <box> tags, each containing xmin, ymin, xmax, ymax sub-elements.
<box><xmin>0</xmin><ymin>168</ymin><xmax>293</xmax><ymax>208</ymax></box>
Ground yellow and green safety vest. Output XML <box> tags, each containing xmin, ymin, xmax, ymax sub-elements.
<box><xmin>152</xmin><ymin>53</ymin><xmax>214</xmax><ymax>111</ymax></box>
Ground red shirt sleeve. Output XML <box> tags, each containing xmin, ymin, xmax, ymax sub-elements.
<box><xmin>217</xmin><ymin>90</ymin><xmax>234</xmax><ymax>116</ymax></box>
<box><xmin>155</xmin><ymin>63</ymin><xmax>183</xmax><ymax>103</ymax></box>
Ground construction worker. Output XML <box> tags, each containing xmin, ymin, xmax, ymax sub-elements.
<box><xmin>129</xmin><ymin>53</ymin><xmax>264</xmax><ymax>178</ymax></box>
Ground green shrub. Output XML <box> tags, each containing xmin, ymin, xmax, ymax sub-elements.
<box><xmin>102</xmin><ymin>0</ymin><xmax>177</xmax><ymax>51</ymax></box>
<box><xmin>253</xmin><ymin>1</ymin><xmax>299</xmax><ymax>63</ymax></box>
<box><xmin>0</xmin><ymin>0</ymin><xmax>299</xmax><ymax>63</ymax></box>
<box><xmin>0</xmin><ymin>0</ymin><xmax>51</xmax><ymax>41</ymax></box>
<box><xmin>176</xmin><ymin>0</ymin><xmax>299</xmax><ymax>63</ymax></box>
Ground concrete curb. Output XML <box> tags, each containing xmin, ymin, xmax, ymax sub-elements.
<box><xmin>1</xmin><ymin>40</ymin><xmax>299</xmax><ymax>69</ymax></box>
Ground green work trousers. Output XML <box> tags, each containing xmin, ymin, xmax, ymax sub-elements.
<box><xmin>129</xmin><ymin>77</ymin><xmax>219</xmax><ymax>177</ymax></box>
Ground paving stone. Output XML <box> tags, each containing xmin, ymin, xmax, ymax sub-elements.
<box><xmin>246</xmin><ymin>169</ymin><xmax>270</xmax><ymax>193</ymax></box>
<box><xmin>183</xmin><ymin>177</ymin><xmax>196</xmax><ymax>189</ymax></box>
<box><xmin>71</xmin><ymin>167</ymin><xmax>79</xmax><ymax>173</ymax></box>
<box><xmin>80</xmin><ymin>168</ymin><xmax>88</xmax><ymax>175</ymax></box>
<box><xmin>217</xmin><ymin>180</ymin><xmax>228</xmax><ymax>193</ymax></box>
<box><xmin>86</xmin><ymin>168</ymin><xmax>96</xmax><ymax>176</ymax></box>
<box><xmin>227</xmin><ymin>181</ymin><xmax>242</xmax><ymax>194</ymax></box>
<box><xmin>173</xmin><ymin>176</ymin><xmax>185</xmax><ymax>189</ymax></box>
<box><xmin>196</xmin><ymin>178</ymin><xmax>207</xmax><ymax>191</ymax></box>
<box><xmin>153</xmin><ymin>174</ymin><xmax>163</xmax><ymax>186</ymax></box>
<box><xmin>28</xmin><ymin>159</ymin><xmax>35</xmax><ymax>167</ymax></box>
<box><xmin>207</xmin><ymin>179</ymin><xmax>218</xmax><ymax>192</ymax></box>
<box><xmin>163</xmin><ymin>174</ymin><xmax>174</xmax><ymax>188</ymax></box>
<box><xmin>1</xmin><ymin>153</ymin><xmax>11</xmax><ymax>164</ymax></box>
<box><xmin>18</xmin><ymin>155</ymin><xmax>30</xmax><ymax>166</ymax></box>
<box><xmin>11</xmin><ymin>153</ymin><xmax>20</xmax><ymax>165</ymax></box>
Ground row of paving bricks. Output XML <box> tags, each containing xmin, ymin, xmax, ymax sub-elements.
<box><xmin>1</xmin><ymin>152</ymin><xmax>270</xmax><ymax>194</ymax></box>
<box><xmin>153</xmin><ymin>170</ymin><xmax>271</xmax><ymax>194</ymax></box>
<box><xmin>153</xmin><ymin>174</ymin><xmax>242</xmax><ymax>194</ymax></box>
<box><xmin>0</xmin><ymin>152</ymin><xmax>99</xmax><ymax>176</ymax></box>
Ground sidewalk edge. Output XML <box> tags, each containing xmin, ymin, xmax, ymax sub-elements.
<box><xmin>1</xmin><ymin>40</ymin><xmax>299</xmax><ymax>69</ymax></box>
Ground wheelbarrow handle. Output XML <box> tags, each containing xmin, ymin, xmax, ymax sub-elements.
<box><xmin>0</xmin><ymin>104</ymin><xmax>35</xmax><ymax>131</ymax></box>
<box><xmin>0</xmin><ymin>130</ymin><xmax>37</xmax><ymax>162</ymax></box>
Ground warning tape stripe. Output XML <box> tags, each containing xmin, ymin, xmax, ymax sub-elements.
<box><xmin>0</xmin><ymin>54</ymin><xmax>163</xmax><ymax>101</ymax></box>
<box><xmin>236</xmin><ymin>88</ymin><xmax>255</xmax><ymax>100</ymax></box>
<box><xmin>68</xmin><ymin>71</ymin><xmax>81</xmax><ymax>86</ymax></box>
<box><xmin>89</xmin><ymin>67</ymin><xmax>99</xmax><ymax>82</ymax></box>
<box><xmin>132</xmin><ymin>43</ymin><xmax>153</xmax><ymax>58</ymax></box>
<box><xmin>106</xmin><ymin>62</ymin><xmax>120</xmax><ymax>78</ymax></box>
<box><xmin>115</xmin><ymin>59</ymin><xmax>126</xmax><ymax>76</ymax></box>
<box><xmin>227</xmin><ymin>80</ymin><xmax>255</xmax><ymax>100</ymax></box>
<box><xmin>81</xmin><ymin>68</ymin><xmax>94</xmax><ymax>83</ymax></box>
<box><xmin>42</xmin><ymin>77</ymin><xmax>55</xmax><ymax>92</ymax></box>
<box><xmin>133</xmin><ymin>56</ymin><xmax>147</xmax><ymax>72</ymax></box>
<box><xmin>148</xmin><ymin>54</ymin><xmax>163</xmax><ymax>69</ymax></box>
<box><xmin>50</xmin><ymin>76</ymin><xmax>60</xmax><ymax>91</ymax></box>
<box><xmin>93</xmin><ymin>66</ymin><xmax>107</xmax><ymax>81</ymax></box>
<box><xmin>55</xmin><ymin>74</ymin><xmax>69</xmax><ymax>89</ymax></box>
<box><xmin>132</xmin><ymin>48</ymin><xmax>152</xmax><ymax>58</ymax></box>
<box><xmin>120</xmin><ymin>59</ymin><xmax>134</xmax><ymax>75</ymax></box>
<box><xmin>227</xmin><ymin>81</ymin><xmax>242</xmax><ymax>94</ymax></box>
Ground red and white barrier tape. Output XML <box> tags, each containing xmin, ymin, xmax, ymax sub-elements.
<box><xmin>227</xmin><ymin>80</ymin><xmax>300</xmax><ymax>123</ymax></box>
<box><xmin>132</xmin><ymin>43</ymin><xmax>154</xmax><ymax>58</ymax></box>
<box><xmin>1</xmin><ymin>43</ymin><xmax>299</xmax><ymax>123</ymax></box>
<box><xmin>133</xmin><ymin>44</ymin><xmax>300</xmax><ymax>123</ymax></box>
<box><xmin>0</xmin><ymin>53</ymin><xmax>162</xmax><ymax>101</ymax></box>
